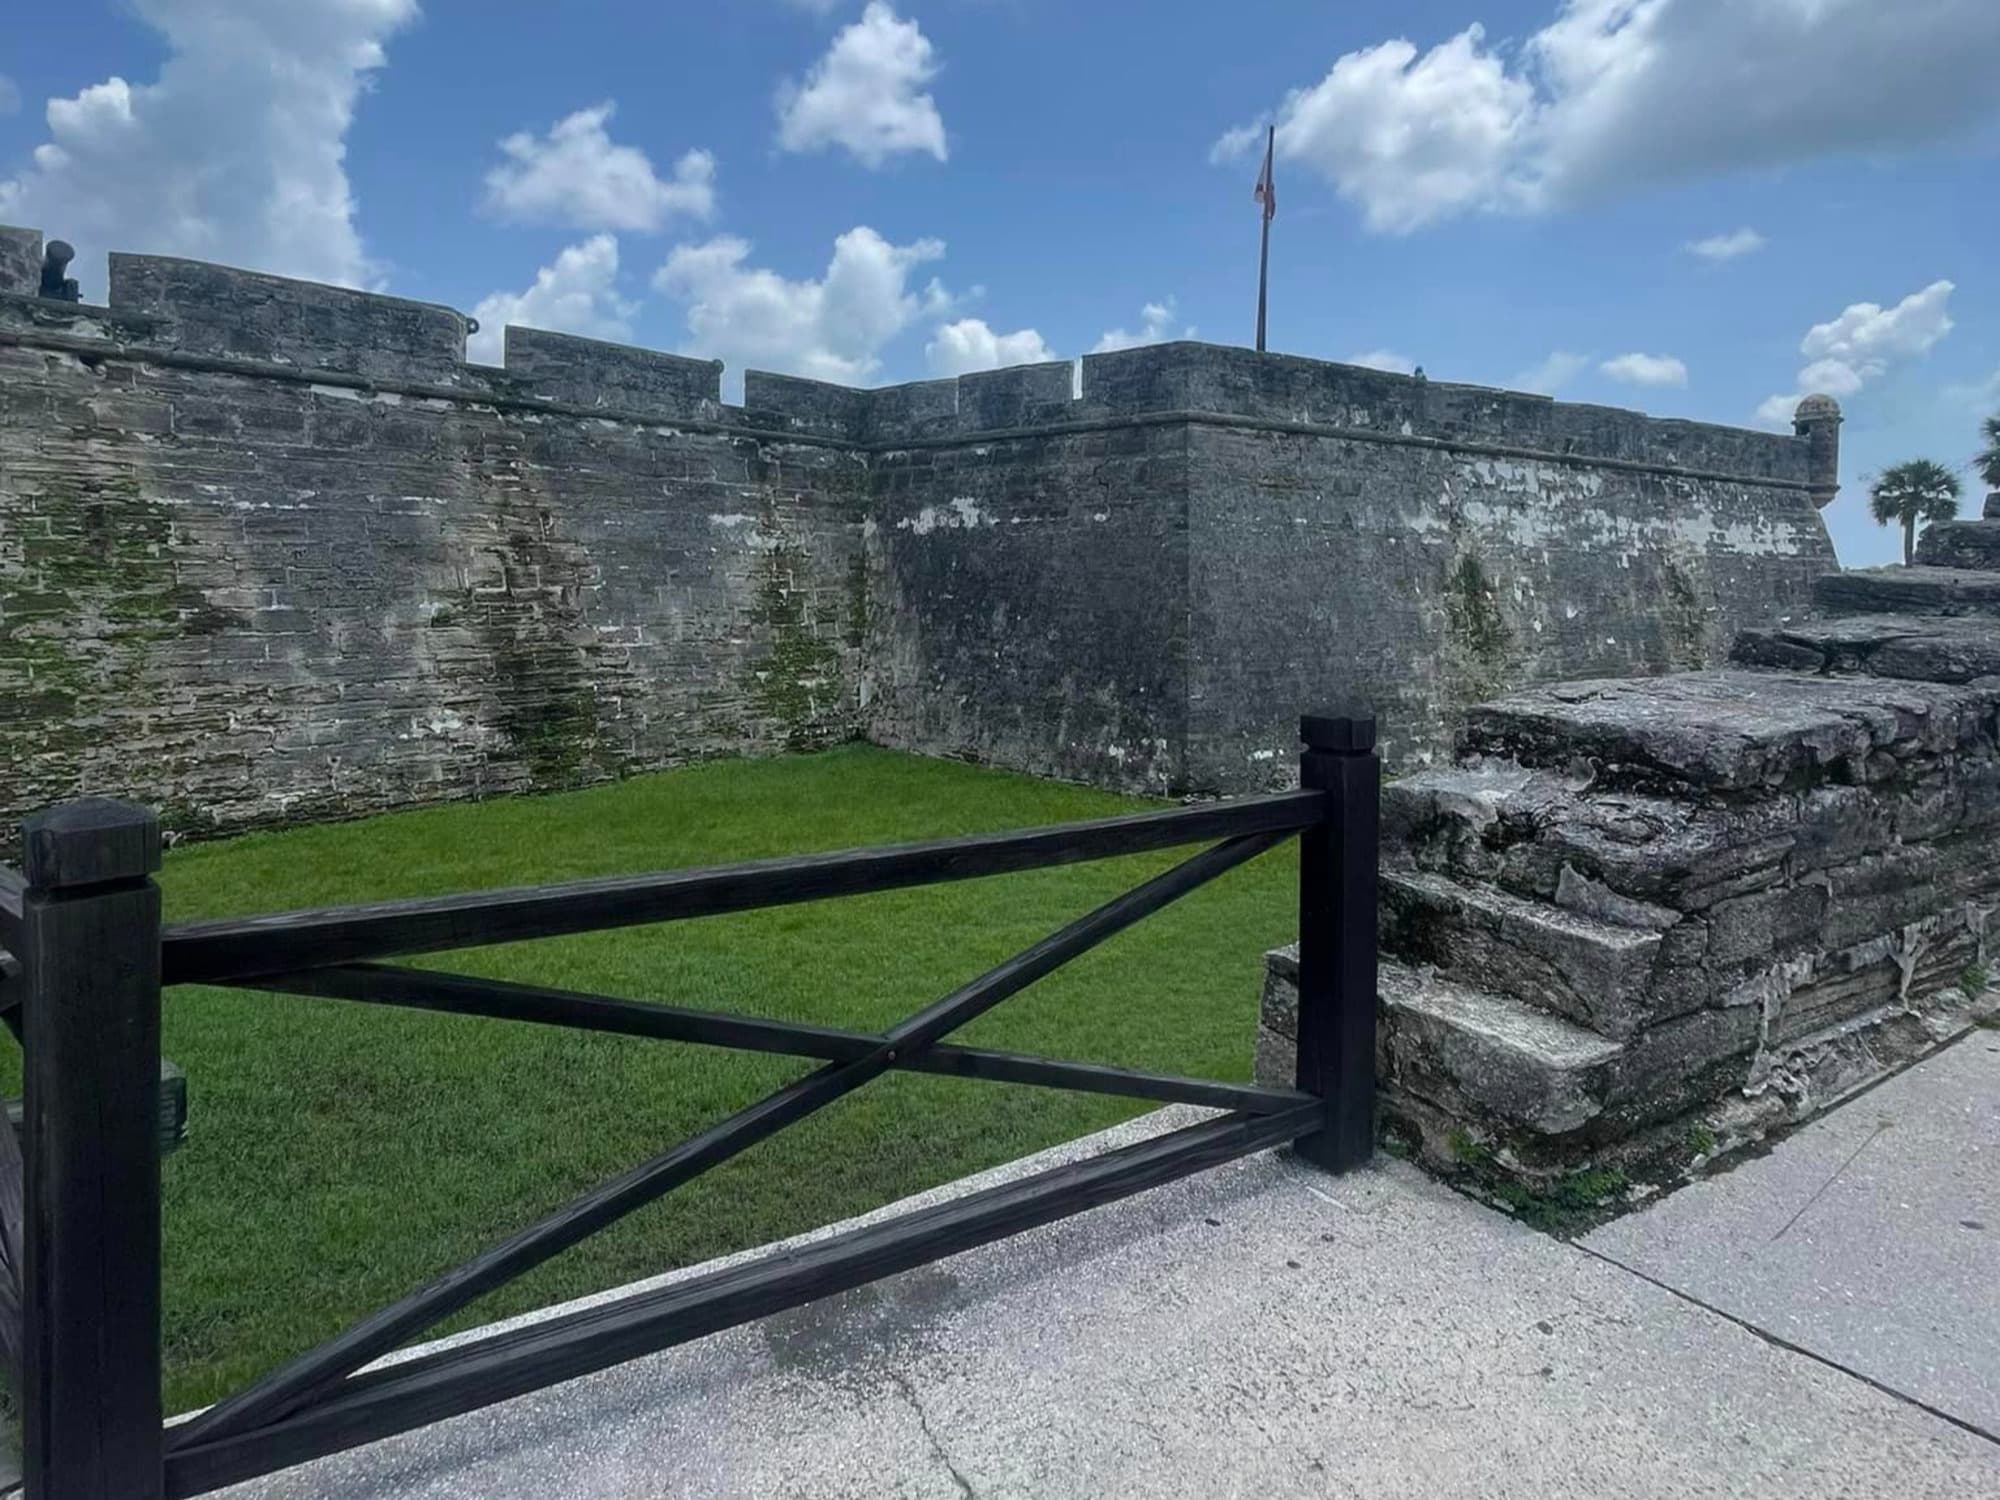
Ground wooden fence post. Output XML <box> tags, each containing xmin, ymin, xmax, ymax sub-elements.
<box><xmin>1294</xmin><ymin>712</ymin><xmax>1379</xmax><ymax>1171</ymax></box>
<box><xmin>20</xmin><ymin>799</ymin><xmax>165</xmax><ymax>1500</ymax></box>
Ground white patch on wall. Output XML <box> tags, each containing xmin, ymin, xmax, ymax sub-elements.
<box><xmin>898</xmin><ymin>496</ymin><xmax>996</xmax><ymax>534</ymax></box>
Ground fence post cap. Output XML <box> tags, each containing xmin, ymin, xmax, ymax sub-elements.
<box><xmin>1299</xmin><ymin>711</ymin><xmax>1377</xmax><ymax>753</ymax></box>
<box><xmin>22</xmin><ymin>798</ymin><xmax>162</xmax><ymax>889</ymax></box>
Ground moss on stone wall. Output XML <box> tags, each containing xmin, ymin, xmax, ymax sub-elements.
<box><xmin>746</xmin><ymin>517</ymin><xmax>846</xmax><ymax>750</ymax></box>
<box><xmin>465</xmin><ymin>493</ymin><xmax>622</xmax><ymax>789</ymax></box>
<box><xmin>1659</xmin><ymin>551</ymin><xmax>1724</xmax><ymax>670</ymax></box>
<box><xmin>1443</xmin><ymin>552</ymin><xmax>1514</xmax><ymax>705</ymax></box>
<box><xmin>0</xmin><ymin>464</ymin><xmax>235</xmax><ymax>798</ymax></box>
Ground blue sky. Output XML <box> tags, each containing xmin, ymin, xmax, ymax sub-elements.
<box><xmin>2</xmin><ymin>1</ymin><xmax>1996</xmax><ymax>566</ymax></box>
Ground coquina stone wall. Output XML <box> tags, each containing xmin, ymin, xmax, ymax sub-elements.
<box><xmin>0</xmin><ymin>224</ymin><xmax>1840</xmax><ymax>842</ymax></box>
<box><xmin>0</xmin><ymin>233</ymin><xmax>869</xmax><ymax>842</ymax></box>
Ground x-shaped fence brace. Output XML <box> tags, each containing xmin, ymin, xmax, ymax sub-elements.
<box><xmin>157</xmin><ymin>811</ymin><xmax>1336</xmax><ymax>1494</ymax></box>
<box><xmin>7</xmin><ymin>722</ymin><xmax>1378</xmax><ymax>1500</ymax></box>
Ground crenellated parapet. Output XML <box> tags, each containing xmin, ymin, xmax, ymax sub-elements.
<box><xmin>108</xmin><ymin>253</ymin><xmax>473</xmax><ymax>385</ymax></box>
<box><xmin>0</xmin><ymin>234</ymin><xmax>1822</xmax><ymax>491</ymax></box>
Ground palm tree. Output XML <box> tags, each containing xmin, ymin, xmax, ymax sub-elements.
<box><xmin>1870</xmin><ymin>460</ymin><xmax>1963</xmax><ymax>565</ymax></box>
<box><xmin>1977</xmin><ymin>414</ymin><xmax>2000</xmax><ymax>494</ymax></box>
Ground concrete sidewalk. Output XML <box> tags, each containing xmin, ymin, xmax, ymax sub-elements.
<box><xmin>220</xmin><ymin>1043</ymin><xmax>2000</xmax><ymax>1499</ymax></box>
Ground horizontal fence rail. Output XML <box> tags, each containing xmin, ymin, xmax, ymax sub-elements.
<box><xmin>160</xmin><ymin>790</ymin><xmax>1326</xmax><ymax>986</ymax></box>
<box><xmin>7</xmin><ymin>713</ymin><xmax>1379</xmax><ymax>1500</ymax></box>
<box><xmin>165</xmin><ymin>1104</ymin><xmax>1321</xmax><ymax>1498</ymax></box>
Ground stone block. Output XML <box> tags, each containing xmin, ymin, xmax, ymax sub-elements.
<box><xmin>1463</xmin><ymin>670</ymin><xmax>2000</xmax><ymax>794</ymax></box>
<box><xmin>1814</xmin><ymin>566</ymin><xmax>2000</xmax><ymax>617</ymax></box>
<box><xmin>1378</xmin><ymin>962</ymin><xmax>1624</xmax><ymax>1137</ymax></box>
<box><xmin>110</xmin><ymin>253</ymin><xmax>469</xmax><ymax>383</ymax></box>
<box><xmin>1732</xmin><ymin>615</ymin><xmax>2000</xmax><ymax>684</ymax></box>
<box><xmin>1705</xmin><ymin>881</ymin><xmax>1831</xmax><ymax>967</ymax></box>
<box><xmin>1381</xmin><ymin>870</ymin><xmax>1664</xmax><ymax>1039</ymax></box>
<box><xmin>1913</xmin><ymin>519</ymin><xmax>2000</xmax><ymax>571</ymax></box>
<box><xmin>0</xmin><ymin>225</ymin><xmax>42</xmax><ymax>297</ymax></box>
<box><xmin>503</xmin><ymin>327</ymin><xmax>721</xmax><ymax>417</ymax></box>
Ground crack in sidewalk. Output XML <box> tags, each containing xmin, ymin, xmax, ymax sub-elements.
<box><xmin>886</xmin><ymin>1366</ymin><xmax>976</xmax><ymax>1498</ymax></box>
<box><xmin>1768</xmin><ymin>1118</ymin><xmax>1893</xmax><ymax>1243</ymax></box>
<box><xmin>1575</xmin><ymin>1241</ymin><xmax>2000</xmax><ymax>1452</ymax></box>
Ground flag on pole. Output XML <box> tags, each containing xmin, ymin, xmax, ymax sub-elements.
<box><xmin>1254</xmin><ymin>128</ymin><xmax>1276</xmax><ymax>222</ymax></box>
<box><xmin>1254</xmin><ymin>125</ymin><xmax>1275</xmax><ymax>351</ymax></box>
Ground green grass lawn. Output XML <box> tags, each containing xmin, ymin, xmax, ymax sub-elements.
<box><xmin>16</xmin><ymin>746</ymin><xmax>1300</xmax><ymax>1414</ymax></box>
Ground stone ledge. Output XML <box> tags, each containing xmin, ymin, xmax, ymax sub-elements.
<box><xmin>1381</xmin><ymin>871</ymin><xmax>1663</xmax><ymax>1040</ymax></box>
<box><xmin>1815</xmin><ymin>565</ymin><xmax>2000</xmax><ymax>617</ymax></box>
<box><xmin>1914</xmin><ymin>519</ymin><xmax>2000</xmax><ymax>570</ymax></box>
<box><xmin>1460</xmin><ymin>670</ymin><xmax>2000</xmax><ymax>794</ymax></box>
<box><xmin>1732</xmin><ymin>615</ymin><xmax>2000</xmax><ymax>683</ymax></box>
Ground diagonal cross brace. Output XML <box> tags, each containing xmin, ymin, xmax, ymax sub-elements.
<box><xmin>172</xmin><ymin>827</ymin><xmax>1288</xmax><ymax>1450</ymax></box>
<box><xmin>231</xmin><ymin>964</ymin><xmax>1311</xmax><ymax>1117</ymax></box>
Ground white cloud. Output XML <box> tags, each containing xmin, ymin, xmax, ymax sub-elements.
<box><xmin>467</xmin><ymin>235</ymin><xmax>637</xmax><ymax>365</ymax></box>
<box><xmin>1686</xmin><ymin>227</ymin><xmax>1765</xmax><ymax>262</ymax></box>
<box><xmin>1092</xmin><ymin>299</ymin><xmax>1188</xmax><ymax>354</ymax></box>
<box><xmin>1511</xmin><ymin>351</ymin><xmax>1590</xmax><ymax>396</ymax></box>
<box><xmin>1755</xmin><ymin>393</ymin><xmax>1805</xmax><ymax>426</ymax></box>
<box><xmin>926</xmin><ymin>319</ymin><xmax>1057</xmax><ymax>377</ymax></box>
<box><xmin>1220</xmin><ymin>1</ymin><xmax>2000</xmax><ymax>234</ymax></box>
<box><xmin>1757</xmin><ymin>279</ymin><xmax>1956</xmax><ymax>424</ymax></box>
<box><xmin>776</xmin><ymin>2</ymin><xmax>947</xmax><ymax>167</ymax></box>
<box><xmin>484</xmin><ymin>104</ymin><xmax>715</xmax><ymax>233</ymax></box>
<box><xmin>1800</xmin><ymin>281</ymin><xmax>1955</xmax><ymax>382</ymax></box>
<box><xmin>0</xmin><ymin>0</ymin><xmax>417</xmax><ymax>289</ymax></box>
<box><xmin>655</xmin><ymin>225</ymin><xmax>948</xmax><ymax>386</ymax></box>
<box><xmin>1209</xmin><ymin>121</ymin><xmax>1267</xmax><ymax>166</ymax></box>
<box><xmin>1600</xmin><ymin>352</ymin><xmax>1687</xmax><ymax>387</ymax></box>
<box><xmin>1347</xmin><ymin>349</ymin><xmax>1418</xmax><ymax>375</ymax></box>
<box><xmin>0</xmin><ymin>75</ymin><xmax>20</xmax><ymax>116</ymax></box>
<box><xmin>1245</xmin><ymin>24</ymin><xmax>1535</xmax><ymax>233</ymax></box>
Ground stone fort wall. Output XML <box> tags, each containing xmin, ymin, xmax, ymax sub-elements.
<box><xmin>0</xmin><ymin>224</ymin><xmax>1840</xmax><ymax>840</ymax></box>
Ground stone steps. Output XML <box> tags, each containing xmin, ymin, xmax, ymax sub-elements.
<box><xmin>1914</xmin><ymin>519</ymin><xmax>2000</xmax><ymax>571</ymax></box>
<box><xmin>1257</xmin><ymin>952</ymin><xmax>1762</xmax><ymax>1148</ymax></box>
<box><xmin>1380</xmin><ymin>763</ymin><xmax>1567</xmax><ymax>892</ymax></box>
<box><xmin>1377</xmin><ymin>961</ymin><xmax>1624</xmax><ymax>1138</ymax></box>
<box><xmin>1732</xmin><ymin>615</ymin><xmax>2000</xmax><ymax>683</ymax></box>
<box><xmin>1813</xmin><ymin>565</ymin><xmax>2000</xmax><ymax>617</ymax></box>
<box><xmin>1257</xmin><ymin>947</ymin><xmax>1625</xmax><ymax>1137</ymax></box>
<box><xmin>1380</xmin><ymin>870</ymin><xmax>1663</xmax><ymax>1040</ymax></box>
<box><xmin>1459</xmin><ymin>670</ymin><xmax>2000</xmax><ymax>793</ymax></box>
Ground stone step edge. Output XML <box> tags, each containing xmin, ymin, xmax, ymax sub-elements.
<box><xmin>1380</xmin><ymin>868</ymin><xmax>1664</xmax><ymax>1041</ymax></box>
<box><xmin>1259</xmin><ymin>949</ymin><xmax>1626</xmax><ymax>1138</ymax></box>
<box><xmin>1814</xmin><ymin>565</ymin><xmax>2000</xmax><ymax>614</ymax></box>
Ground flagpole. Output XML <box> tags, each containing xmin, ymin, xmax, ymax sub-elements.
<box><xmin>1255</xmin><ymin>125</ymin><xmax>1273</xmax><ymax>353</ymax></box>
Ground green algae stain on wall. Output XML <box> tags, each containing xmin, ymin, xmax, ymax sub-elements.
<box><xmin>1442</xmin><ymin>551</ymin><xmax>1515</xmax><ymax>706</ymax></box>
<box><xmin>0</xmin><ymin>464</ymin><xmax>238</xmax><ymax>817</ymax></box>
<box><xmin>745</xmin><ymin>515</ymin><xmax>847</xmax><ymax>751</ymax></box>
<box><xmin>462</xmin><ymin>490</ymin><xmax>625</xmax><ymax>789</ymax></box>
<box><xmin>1658</xmin><ymin>549</ymin><xmax>1725</xmax><ymax>670</ymax></box>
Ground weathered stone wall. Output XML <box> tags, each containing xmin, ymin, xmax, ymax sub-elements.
<box><xmin>863</xmin><ymin>363</ymin><xmax>1192</xmax><ymax>791</ymax></box>
<box><xmin>1183</xmin><ymin>348</ymin><xmax>1834</xmax><ymax>787</ymax></box>
<box><xmin>0</xmin><ymin>252</ymin><xmax>868</xmax><ymax>842</ymax></box>
<box><xmin>860</xmin><ymin>345</ymin><xmax>1835</xmax><ymax>792</ymax></box>
<box><xmin>0</xmin><ymin>231</ymin><xmax>1840</xmax><ymax>837</ymax></box>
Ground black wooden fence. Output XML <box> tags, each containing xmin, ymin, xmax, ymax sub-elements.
<box><xmin>0</xmin><ymin>711</ymin><xmax>1378</xmax><ymax>1500</ymax></box>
